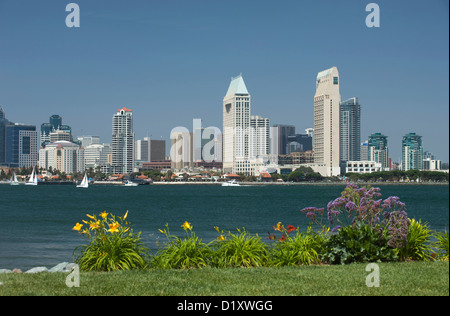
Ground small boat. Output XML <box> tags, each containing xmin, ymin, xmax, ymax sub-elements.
<box><xmin>77</xmin><ymin>173</ymin><xmax>89</xmax><ymax>188</ymax></box>
<box><xmin>25</xmin><ymin>167</ymin><xmax>38</xmax><ymax>186</ymax></box>
<box><xmin>10</xmin><ymin>172</ymin><xmax>20</xmax><ymax>186</ymax></box>
<box><xmin>222</xmin><ymin>179</ymin><xmax>241</xmax><ymax>187</ymax></box>
<box><xmin>124</xmin><ymin>180</ymin><xmax>138</xmax><ymax>187</ymax></box>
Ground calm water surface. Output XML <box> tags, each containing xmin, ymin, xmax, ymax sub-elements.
<box><xmin>0</xmin><ymin>183</ymin><xmax>448</xmax><ymax>270</ymax></box>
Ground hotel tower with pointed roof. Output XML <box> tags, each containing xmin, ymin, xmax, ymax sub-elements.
<box><xmin>223</xmin><ymin>74</ymin><xmax>252</xmax><ymax>174</ymax></box>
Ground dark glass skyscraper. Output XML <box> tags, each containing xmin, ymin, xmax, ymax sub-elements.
<box><xmin>368</xmin><ymin>132</ymin><xmax>389</xmax><ymax>169</ymax></box>
<box><xmin>339</xmin><ymin>97</ymin><xmax>361</xmax><ymax>163</ymax></box>
<box><xmin>40</xmin><ymin>114</ymin><xmax>72</xmax><ymax>147</ymax></box>
<box><xmin>402</xmin><ymin>132</ymin><xmax>423</xmax><ymax>171</ymax></box>
<box><xmin>5</xmin><ymin>124</ymin><xmax>38</xmax><ymax>168</ymax></box>
<box><xmin>0</xmin><ymin>107</ymin><xmax>12</xmax><ymax>165</ymax></box>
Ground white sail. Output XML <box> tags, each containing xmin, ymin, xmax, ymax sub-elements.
<box><xmin>25</xmin><ymin>167</ymin><xmax>38</xmax><ymax>186</ymax></box>
<box><xmin>10</xmin><ymin>172</ymin><xmax>20</xmax><ymax>186</ymax></box>
<box><xmin>77</xmin><ymin>173</ymin><xmax>89</xmax><ymax>188</ymax></box>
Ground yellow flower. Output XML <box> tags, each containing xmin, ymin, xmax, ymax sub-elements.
<box><xmin>90</xmin><ymin>220</ymin><xmax>101</xmax><ymax>230</ymax></box>
<box><xmin>108</xmin><ymin>222</ymin><xmax>120</xmax><ymax>233</ymax></box>
<box><xmin>181</xmin><ymin>221</ymin><xmax>193</xmax><ymax>231</ymax></box>
<box><xmin>123</xmin><ymin>210</ymin><xmax>128</xmax><ymax>220</ymax></box>
<box><xmin>86</xmin><ymin>214</ymin><xmax>95</xmax><ymax>220</ymax></box>
<box><xmin>100</xmin><ymin>211</ymin><xmax>108</xmax><ymax>219</ymax></box>
<box><xmin>72</xmin><ymin>223</ymin><xmax>83</xmax><ymax>231</ymax></box>
<box><xmin>273</xmin><ymin>222</ymin><xmax>283</xmax><ymax>232</ymax></box>
<box><xmin>217</xmin><ymin>234</ymin><xmax>226</xmax><ymax>241</ymax></box>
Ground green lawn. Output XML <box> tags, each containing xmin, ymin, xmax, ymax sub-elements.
<box><xmin>0</xmin><ymin>262</ymin><xmax>448</xmax><ymax>296</ymax></box>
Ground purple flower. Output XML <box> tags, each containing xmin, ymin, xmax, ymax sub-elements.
<box><xmin>328</xmin><ymin>197</ymin><xmax>347</xmax><ymax>211</ymax></box>
<box><xmin>306</xmin><ymin>212</ymin><xmax>316</xmax><ymax>221</ymax></box>
<box><xmin>328</xmin><ymin>209</ymin><xmax>340</xmax><ymax>225</ymax></box>
<box><xmin>345</xmin><ymin>201</ymin><xmax>357</xmax><ymax>212</ymax></box>
<box><xmin>331</xmin><ymin>225</ymin><xmax>342</xmax><ymax>233</ymax></box>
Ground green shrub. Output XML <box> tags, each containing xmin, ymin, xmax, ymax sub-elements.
<box><xmin>395</xmin><ymin>219</ymin><xmax>434</xmax><ymax>261</ymax></box>
<box><xmin>270</xmin><ymin>227</ymin><xmax>326</xmax><ymax>266</ymax></box>
<box><xmin>322</xmin><ymin>221</ymin><xmax>398</xmax><ymax>264</ymax></box>
<box><xmin>151</xmin><ymin>222</ymin><xmax>212</xmax><ymax>269</ymax></box>
<box><xmin>210</xmin><ymin>227</ymin><xmax>270</xmax><ymax>268</ymax></box>
<box><xmin>72</xmin><ymin>211</ymin><xmax>150</xmax><ymax>271</ymax></box>
<box><xmin>434</xmin><ymin>229</ymin><xmax>449</xmax><ymax>261</ymax></box>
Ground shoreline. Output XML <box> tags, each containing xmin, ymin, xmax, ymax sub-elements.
<box><xmin>1</xmin><ymin>181</ymin><xmax>448</xmax><ymax>186</ymax></box>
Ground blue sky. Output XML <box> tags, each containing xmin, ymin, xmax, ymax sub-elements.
<box><xmin>0</xmin><ymin>0</ymin><xmax>448</xmax><ymax>162</ymax></box>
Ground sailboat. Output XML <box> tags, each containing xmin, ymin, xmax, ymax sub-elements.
<box><xmin>25</xmin><ymin>167</ymin><xmax>38</xmax><ymax>186</ymax></box>
<box><xmin>77</xmin><ymin>172</ymin><xmax>89</xmax><ymax>188</ymax></box>
<box><xmin>10</xmin><ymin>172</ymin><xmax>20</xmax><ymax>186</ymax></box>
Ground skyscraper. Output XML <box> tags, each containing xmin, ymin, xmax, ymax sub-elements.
<box><xmin>314</xmin><ymin>66</ymin><xmax>341</xmax><ymax>176</ymax></box>
<box><xmin>223</xmin><ymin>74</ymin><xmax>251</xmax><ymax>174</ymax></box>
<box><xmin>41</xmin><ymin>114</ymin><xmax>72</xmax><ymax>147</ymax></box>
<box><xmin>112</xmin><ymin>107</ymin><xmax>135</xmax><ymax>174</ymax></box>
<box><xmin>5</xmin><ymin>123</ymin><xmax>38</xmax><ymax>168</ymax></box>
<box><xmin>0</xmin><ymin>107</ymin><xmax>12</xmax><ymax>165</ymax></box>
<box><xmin>402</xmin><ymin>132</ymin><xmax>423</xmax><ymax>171</ymax></box>
<box><xmin>0</xmin><ymin>107</ymin><xmax>37</xmax><ymax>168</ymax></box>
<box><xmin>340</xmin><ymin>97</ymin><xmax>361</xmax><ymax>163</ymax></box>
<box><xmin>368</xmin><ymin>132</ymin><xmax>389</xmax><ymax>169</ymax></box>
<box><xmin>250</xmin><ymin>115</ymin><xmax>270</xmax><ymax>159</ymax></box>
<box><xmin>273</xmin><ymin>124</ymin><xmax>295</xmax><ymax>155</ymax></box>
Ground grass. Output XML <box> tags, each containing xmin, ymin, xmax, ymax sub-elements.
<box><xmin>0</xmin><ymin>262</ymin><xmax>448</xmax><ymax>296</ymax></box>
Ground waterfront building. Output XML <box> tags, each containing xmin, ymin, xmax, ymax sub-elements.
<box><xmin>287</xmin><ymin>134</ymin><xmax>313</xmax><ymax>154</ymax></box>
<box><xmin>112</xmin><ymin>107</ymin><xmax>135</xmax><ymax>174</ymax></box>
<box><xmin>84</xmin><ymin>143</ymin><xmax>112</xmax><ymax>169</ymax></box>
<box><xmin>360</xmin><ymin>140</ymin><xmax>369</xmax><ymax>161</ymax></box>
<box><xmin>77</xmin><ymin>136</ymin><xmax>100</xmax><ymax>148</ymax></box>
<box><xmin>136</xmin><ymin>137</ymin><xmax>167</xmax><ymax>163</ymax></box>
<box><xmin>40</xmin><ymin>115</ymin><xmax>72</xmax><ymax>147</ymax></box>
<box><xmin>368</xmin><ymin>132</ymin><xmax>389</xmax><ymax>169</ymax></box>
<box><xmin>0</xmin><ymin>107</ymin><xmax>12</xmax><ymax>165</ymax></box>
<box><xmin>423</xmin><ymin>158</ymin><xmax>441</xmax><ymax>171</ymax></box>
<box><xmin>345</xmin><ymin>160</ymin><xmax>383</xmax><ymax>174</ymax></box>
<box><xmin>340</xmin><ymin>97</ymin><xmax>361</xmax><ymax>163</ymax></box>
<box><xmin>314</xmin><ymin>66</ymin><xmax>341</xmax><ymax>176</ymax></box>
<box><xmin>250</xmin><ymin>115</ymin><xmax>270</xmax><ymax>159</ymax></box>
<box><xmin>170</xmin><ymin>130</ymin><xmax>193</xmax><ymax>170</ymax></box>
<box><xmin>401</xmin><ymin>132</ymin><xmax>423</xmax><ymax>171</ymax></box>
<box><xmin>39</xmin><ymin>140</ymin><xmax>85</xmax><ymax>174</ymax></box>
<box><xmin>223</xmin><ymin>74</ymin><xmax>252</xmax><ymax>174</ymax></box>
<box><xmin>49</xmin><ymin>130</ymin><xmax>72</xmax><ymax>143</ymax></box>
<box><xmin>5</xmin><ymin>123</ymin><xmax>38</xmax><ymax>168</ymax></box>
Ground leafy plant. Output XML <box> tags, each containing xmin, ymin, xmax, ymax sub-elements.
<box><xmin>396</xmin><ymin>219</ymin><xmax>433</xmax><ymax>261</ymax></box>
<box><xmin>151</xmin><ymin>222</ymin><xmax>212</xmax><ymax>269</ymax></box>
<box><xmin>72</xmin><ymin>211</ymin><xmax>150</xmax><ymax>271</ymax></box>
<box><xmin>269</xmin><ymin>224</ymin><xmax>327</xmax><ymax>266</ymax></box>
<box><xmin>210</xmin><ymin>227</ymin><xmax>270</xmax><ymax>268</ymax></box>
<box><xmin>434</xmin><ymin>229</ymin><xmax>449</xmax><ymax>261</ymax></box>
<box><xmin>300</xmin><ymin>183</ymin><xmax>415</xmax><ymax>264</ymax></box>
<box><xmin>322</xmin><ymin>221</ymin><xmax>398</xmax><ymax>264</ymax></box>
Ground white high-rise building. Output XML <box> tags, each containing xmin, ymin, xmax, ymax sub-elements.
<box><xmin>250</xmin><ymin>115</ymin><xmax>270</xmax><ymax>159</ymax></box>
<box><xmin>314</xmin><ymin>66</ymin><xmax>341</xmax><ymax>176</ymax></box>
<box><xmin>112</xmin><ymin>107</ymin><xmax>134</xmax><ymax>174</ymax></box>
<box><xmin>223</xmin><ymin>74</ymin><xmax>252</xmax><ymax>174</ymax></box>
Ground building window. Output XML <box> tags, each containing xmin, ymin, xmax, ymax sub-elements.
<box><xmin>333</xmin><ymin>77</ymin><xmax>338</xmax><ymax>85</ymax></box>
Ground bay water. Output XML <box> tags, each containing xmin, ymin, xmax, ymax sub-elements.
<box><xmin>0</xmin><ymin>183</ymin><xmax>448</xmax><ymax>270</ymax></box>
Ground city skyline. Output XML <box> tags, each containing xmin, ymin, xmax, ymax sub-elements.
<box><xmin>0</xmin><ymin>0</ymin><xmax>448</xmax><ymax>162</ymax></box>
